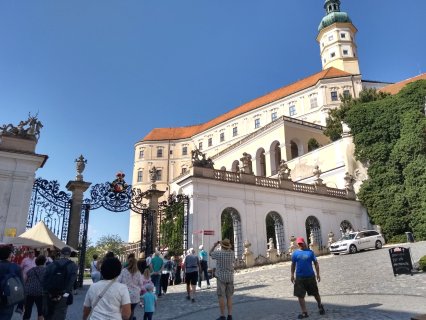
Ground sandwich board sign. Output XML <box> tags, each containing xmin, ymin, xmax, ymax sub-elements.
<box><xmin>389</xmin><ymin>247</ymin><xmax>413</xmax><ymax>276</ymax></box>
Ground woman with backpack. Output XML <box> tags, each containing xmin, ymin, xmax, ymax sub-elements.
<box><xmin>23</xmin><ymin>255</ymin><xmax>46</xmax><ymax>320</ymax></box>
<box><xmin>117</xmin><ymin>256</ymin><xmax>143</xmax><ymax>320</ymax></box>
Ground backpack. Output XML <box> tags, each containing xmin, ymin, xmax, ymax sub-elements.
<box><xmin>44</xmin><ymin>260</ymin><xmax>72</xmax><ymax>297</ymax></box>
<box><xmin>0</xmin><ymin>263</ymin><xmax>24</xmax><ymax>306</ymax></box>
<box><xmin>164</xmin><ymin>260</ymin><xmax>173</xmax><ymax>272</ymax></box>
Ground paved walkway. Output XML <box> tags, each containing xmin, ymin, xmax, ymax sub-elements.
<box><xmin>14</xmin><ymin>241</ymin><xmax>426</xmax><ymax>319</ymax></box>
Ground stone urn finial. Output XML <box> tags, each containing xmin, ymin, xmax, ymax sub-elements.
<box><xmin>75</xmin><ymin>155</ymin><xmax>87</xmax><ymax>181</ymax></box>
<box><xmin>344</xmin><ymin>172</ymin><xmax>354</xmax><ymax>191</ymax></box>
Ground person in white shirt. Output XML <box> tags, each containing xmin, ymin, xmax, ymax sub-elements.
<box><xmin>90</xmin><ymin>254</ymin><xmax>101</xmax><ymax>283</ymax></box>
<box><xmin>83</xmin><ymin>258</ymin><xmax>131</xmax><ymax>320</ymax></box>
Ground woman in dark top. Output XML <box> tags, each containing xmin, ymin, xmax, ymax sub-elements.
<box><xmin>23</xmin><ymin>254</ymin><xmax>46</xmax><ymax>320</ymax></box>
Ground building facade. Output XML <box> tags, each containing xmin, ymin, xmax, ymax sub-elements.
<box><xmin>129</xmin><ymin>0</ymin><xmax>388</xmax><ymax>243</ymax></box>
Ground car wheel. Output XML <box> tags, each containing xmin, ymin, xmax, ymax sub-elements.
<box><xmin>375</xmin><ymin>240</ymin><xmax>382</xmax><ymax>249</ymax></box>
<box><xmin>349</xmin><ymin>244</ymin><xmax>357</xmax><ymax>254</ymax></box>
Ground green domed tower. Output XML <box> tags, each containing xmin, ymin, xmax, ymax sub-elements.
<box><xmin>316</xmin><ymin>0</ymin><xmax>360</xmax><ymax>74</ymax></box>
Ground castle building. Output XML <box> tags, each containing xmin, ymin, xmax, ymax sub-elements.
<box><xmin>129</xmin><ymin>0</ymin><xmax>390</xmax><ymax>244</ymax></box>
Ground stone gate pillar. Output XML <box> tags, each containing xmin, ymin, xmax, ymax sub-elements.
<box><xmin>0</xmin><ymin>116</ymin><xmax>47</xmax><ymax>242</ymax></box>
<box><xmin>66</xmin><ymin>156</ymin><xmax>91</xmax><ymax>249</ymax></box>
<box><xmin>143</xmin><ymin>166</ymin><xmax>165</xmax><ymax>255</ymax></box>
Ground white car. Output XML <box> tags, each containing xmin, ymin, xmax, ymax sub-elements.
<box><xmin>330</xmin><ymin>230</ymin><xmax>385</xmax><ymax>254</ymax></box>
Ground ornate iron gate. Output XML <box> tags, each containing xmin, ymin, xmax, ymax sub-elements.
<box><xmin>27</xmin><ymin>178</ymin><xmax>71</xmax><ymax>242</ymax></box>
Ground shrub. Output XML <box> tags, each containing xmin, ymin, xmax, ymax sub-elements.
<box><xmin>419</xmin><ymin>255</ymin><xmax>426</xmax><ymax>272</ymax></box>
<box><xmin>387</xmin><ymin>234</ymin><xmax>406</xmax><ymax>244</ymax></box>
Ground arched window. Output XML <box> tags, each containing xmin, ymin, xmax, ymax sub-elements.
<box><xmin>256</xmin><ymin>148</ymin><xmax>266</xmax><ymax>176</ymax></box>
<box><xmin>221</xmin><ymin>208</ymin><xmax>243</xmax><ymax>259</ymax></box>
<box><xmin>266</xmin><ymin>212</ymin><xmax>286</xmax><ymax>255</ymax></box>
<box><xmin>340</xmin><ymin>220</ymin><xmax>353</xmax><ymax>236</ymax></box>
<box><xmin>270</xmin><ymin>141</ymin><xmax>282</xmax><ymax>175</ymax></box>
<box><xmin>305</xmin><ymin>216</ymin><xmax>322</xmax><ymax>248</ymax></box>
<box><xmin>220</xmin><ymin>166</ymin><xmax>226</xmax><ymax>171</ymax></box>
<box><xmin>290</xmin><ymin>141</ymin><xmax>299</xmax><ymax>159</ymax></box>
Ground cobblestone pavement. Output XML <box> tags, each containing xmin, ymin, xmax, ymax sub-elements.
<box><xmin>14</xmin><ymin>241</ymin><xmax>426</xmax><ymax>319</ymax></box>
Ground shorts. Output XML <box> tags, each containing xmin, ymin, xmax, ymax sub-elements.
<box><xmin>216</xmin><ymin>279</ymin><xmax>234</xmax><ymax>298</ymax></box>
<box><xmin>294</xmin><ymin>276</ymin><xmax>319</xmax><ymax>298</ymax></box>
<box><xmin>185</xmin><ymin>271</ymin><xmax>198</xmax><ymax>285</ymax></box>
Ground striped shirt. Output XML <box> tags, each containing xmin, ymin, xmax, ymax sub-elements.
<box><xmin>211</xmin><ymin>250</ymin><xmax>234</xmax><ymax>283</ymax></box>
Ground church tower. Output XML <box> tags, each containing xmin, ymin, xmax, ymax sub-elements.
<box><xmin>317</xmin><ymin>0</ymin><xmax>360</xmax><ymax>74</ymax></box>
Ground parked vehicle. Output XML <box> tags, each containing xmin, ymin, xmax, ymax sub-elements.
<box><xmin>330</xmin><ymin>230</ymin><xmax>385</xmax><ymax>254</ymax></box>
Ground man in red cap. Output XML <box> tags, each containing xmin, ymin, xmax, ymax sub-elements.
<box><xmin>290</xmin><ymin>237</ymin><xmax>325</xmax><ymax>319</ymax></box>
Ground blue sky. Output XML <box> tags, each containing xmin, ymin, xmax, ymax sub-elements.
<box><xmin>1</xmin><ymin>1</ymin><xmax>425</xmax><ymax>244</ymax></box>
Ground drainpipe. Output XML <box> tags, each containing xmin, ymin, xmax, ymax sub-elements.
<box><xmin>166</xmin><ymin>139</ymin><xmax>171</xmax><ymax>196</ymax></box>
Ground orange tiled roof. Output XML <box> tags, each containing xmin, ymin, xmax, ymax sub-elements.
<box><xmin>380</xmin><ymin>73</ymin><xmax>426</xmax><ymax>95</ymax></box>
<box><xmin>142</xmin><ymin>67</ymin><xmax>353</xmax><ymax>142</ymax></box>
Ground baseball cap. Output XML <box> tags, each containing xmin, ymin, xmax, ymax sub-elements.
<box><xmin>296</xmin><ymin>237</ymin><xmax>305</xmax><ymax>244</ymax></box>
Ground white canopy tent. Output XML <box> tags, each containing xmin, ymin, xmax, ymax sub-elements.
<box><xmin>8</xmin><ymin>221</ymin><xmax>76</xmax><ymax>251</ymax></box>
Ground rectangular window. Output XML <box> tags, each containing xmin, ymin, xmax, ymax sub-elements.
<box><xmin>343</xmin><ymin>89</ymin><xmax>351</xmax><ymax>98</ymax></box>
<box><xmin>137</xmin><ymin>171</ymin><xmax>143</xmax><ymax>182</ymax></box>
<box><xmin>208</xmin><ymin>137</ymin><xmax>212</xmax><ymax>147</ymax></box>
<box><xmin>199</xmin><ymin>142</ymin><xmax>203</xmax><ymax>150</ymax></box>
<box><xmin>289</xmin><ymin>105</ymin><xmax>296</xmax><ymax>116</ymax></box>
<box><xmin>271</xmin><ymin>112</ymin><xmax>277</xmax><ymax>121</ymax></box>
<box><xmin>330</xmin><ymin>52</ymin><xmax>336</xmax><ymax>58</ymax></box>
<box><xmin>328</xmin><ymin>35</ymin><xmax>333</xmax><ymax>41</ymax></box>
<box><xmin>220</xmin><ymin>132</ymin><xmax>225</xmax><ymax>142</ymax></box>
<box><xmin>232</xmin><ymin>127</ymin><xmax>238</xmax><ymax>137</ymax></box>
<box><xmin>310</xmin><ymin>97</ymin><xmax>318</xmax><ymax>109</ymax></box>
<box><xmin>181</xmin><ymin>167</ymin><xmax>187</xmax><ymax>174</ymax></box>
<box><xmin>254</xmin><ymin>118</ymin><xmax>260</xmax><ymax>129</ymax></box>
<box><xmin>139</xmin><ymin>150</ymin><xmax>144</xmax><ymax>159</ymax></box>
<box><xmin>341</xmin><ymin>33</ymin><xmax>346</xmax><ymax>39</ymax></box>
<box><xmin>156</xmin><ymin>149</ymin><xmax>163</xmax><ymax>158</ymax></box>
<box><xmin>169</xmin><ymin>150</ymin><xmax>173</xmax><ymax>155</ymax></box>
<box><xmin>182</xmin><ymin>146</ymin><xmax>188</xmax><ymax>156</ymax></box>
<box><xmin>343</xmin><ymin>49</ymin><xmax>348</xmax><ymax>55</ymax></box>
<box><xmin>331</xmin><ymin>91</ymin><xmax>338</xmax><ymax>101</ymax></box>
<box><xmin>156</xmin><ymin>170</ymin><xmax>162</xmax><ymax>181</ymax></box>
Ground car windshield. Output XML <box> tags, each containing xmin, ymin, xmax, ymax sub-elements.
<box><xmin>340</xmin><ymin>234</ymin><xmax>356</xmax><ymax>240</ymax></box>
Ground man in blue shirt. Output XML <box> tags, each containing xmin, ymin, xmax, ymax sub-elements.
<box><xmin>291</xmin><ymin>237</ymin><xmax>325</xmax><ymax>319</ymax></box>
<box><xmin>197</xmin><ymin>245</ymin><xmax>211</xmax><ymax>289</ymax></box>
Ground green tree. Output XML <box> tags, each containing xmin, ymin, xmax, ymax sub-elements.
<box><xmin>323</xmin><ymin>89</ymin><xmax>389</xmax><ymax>141</ymax></box>
<box><xmin>307</xmin><ymin>138</ymin><xmax>320</xmax><ymax>152</ymax></box>
<box><xmin>95</xmin><ymin>234</ymin><xmax>125</xmax><ymax>256</ymax></box>
<box><xmin>344</xmin><ymin>80</ymin><xmax>426</xmax><ymax>241</ymax></box>
<box><xmin>160</xmin><ymin>201</ymin><xmax>184</xmax><ymax>256</ymax></box>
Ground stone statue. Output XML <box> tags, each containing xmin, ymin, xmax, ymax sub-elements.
<box><xmin>149</xmin><ymin>166</ymin><xmax>158</xmax><ymax>189</ymax></box>
<box><xmin>75</xmin><ymin>155</ymin><xmax>87</xmax><ymax>181</ymax></box>
<box><xmin>313</xmin><ymin>165</ymin><xmax>325</xmax><ymax>186</ymax></box>
<box><xmin>327</xmin><ymin>231</ymin><xmax>335</xmax><ymax>251</ymax></box>
<box><xmin>191</xmin><ymin>149</ymin><xmax>214</xmax><ymax>169</ymax></box>
<box><xmin>242</xmin><ymin>240</ymin><xmax>254</xmax><ymax>267</ymax></box>
<box><xmin>288</xmin><ymin>235</ymin><xmax>298</xmax><ymax>255</ymax></box>
<box><xmin>0</xmin><ymin>114</ymin><xmax>43</xmax><ymax>141</ymax></box>
<box><xmin>344</xmin><ymin>172</ymin><xmax>355</xmax><ymax>191</ymax></box>
<box><xmin>267</xmin><ymin>237</ymin><xmax>278</xmax><ymax>262</ymax></box>
<box><xmin>278</xmin><ymin>160</ymin><xmax>291</xmax><ymax>181</ymax></box>
<box><xmin>309</xmin><ymin>230</ymin><xmax>320</xmax><ymax>255</ymax></box>
<box><xmin>239</xmin><ymin>152</ymin><xmax>253</xmax><ymax>174</ymax></box>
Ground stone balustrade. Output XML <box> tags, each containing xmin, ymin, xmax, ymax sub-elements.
<box><xmin>191</xmin><ymin>167</ymin><xmax>355</xmax><ymax>200</ymax></box>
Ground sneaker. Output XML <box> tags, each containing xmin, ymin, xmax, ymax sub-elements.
<box><xmin>227</xmin><ymin>315</ymin><xmax>233</xmax><ymax>320</ymax></box>
<box><xmin>196</xmin><ymin>286</ymin><xmax>201</xmax><ymax>290</ymax></box>
<box><xmin>297</xmin><ymin>313</ymin><xmax>309</xmax><ymax>319</ymax></box>
<box><xmin>319</xmin><ymin>304</ymin><xmax>325</xmax><ymax>315</ymax></box>
<box><xmin>191</xmin><ymin>298</ymin><xmax>195</xmax><ymax>303</ymax></box>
